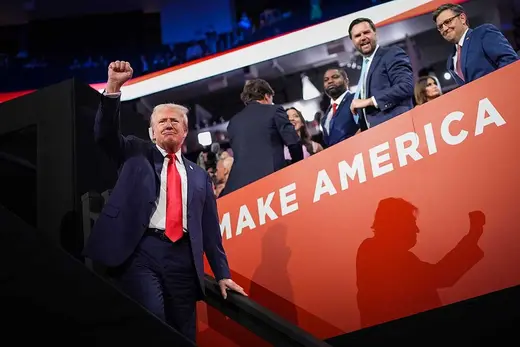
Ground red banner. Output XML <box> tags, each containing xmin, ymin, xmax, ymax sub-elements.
<box><xmin>198</xmin><ymin>61</ymin><xmax>520</xmax><ymax>343</ymax></box>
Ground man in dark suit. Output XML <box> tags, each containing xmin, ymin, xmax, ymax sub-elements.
<box><xmin>348</xmin><ymin>18</ymin><xmax>414</xmax><ymax>130</ymax></box>
<box><xmin>219</xmin><ymin>79</ymin><xmax>303</xmax><ymax>197</ymax></box>
<box><xmin>321</xmin><ymin>68</ymin><xmax>359</xmax><ymax>147</ymax></box>
<box><xmin>433</xmin><ymin>3</ymin><xmax>519</xmax><ymax>86</ymax></box>
<box><xmin>83</xmin><ymin>61</ymin><xmax>246</xmax><ymax>342</ymax></box>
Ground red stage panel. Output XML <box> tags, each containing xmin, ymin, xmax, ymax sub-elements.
<box><xmin>200</xmin><ymin>61</ymin><xmax>520</xmax><ymax>343</ymax></box>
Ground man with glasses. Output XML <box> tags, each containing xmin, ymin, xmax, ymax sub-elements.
<box><xmin>433</xmin><ymin>3</ymin><xmax>518</xmax><ymax>86</ymax></box>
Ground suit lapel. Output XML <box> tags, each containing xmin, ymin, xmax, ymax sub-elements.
<box><xmin>150</xmin><ymin>145</ymin><xmax>163</xmax><ymax>181</ymax></box>
<box><xmin>324</xmin><ymin>90</ymin><xmax>351</xmax><ymax>130</ymax></box>
<box><xmin>324</xmin><ymin>104</ymin><xmax>332</xmax><ymax>118</ymax></box>
<box><xmin>321</xmin><ymin>106</ymin><xmax>330</xmax><ymax>136</ymax></box>
<box><xmin>446</xmin><ymin>54</ymin><xmax>454</xmax><ymax>71</ymax></box>
<box><xmin>461</xmin><ymin>28</ymin><xmax>473</xmax><ymax>79</ymax></box>
<box><xmin>335</xmin><ymin>93</ymin><xmax>349</xmax><ymax>113</ymax></box>
<box><xmin>182</xmin><ymin>156</ymin><xmax>195</xmax><ymax>208</ymax></box>
<box><xmin>365</xmin><ymin>48</ymin><xmax>383</xmax><ymax>95</ymax></box>
<box><xmin>330</xmin><ymin>94</ymin><xmax>349</xmax><ymax>129</ymax></box>
<box><xmin>446</xmin><ymin>54</ymin><xmax>462</xmax><ymax>85</ymax></box>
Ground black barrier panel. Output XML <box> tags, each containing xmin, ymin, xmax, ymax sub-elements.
<box><xmin>0</xmin><ymin>80</ymin><xmax>75</xmax><ymax>243</ymax></box>
<box><xmin>0</xmin><ymin>204</ymin><xmax>197</xmax><ymax>346</ymax></box>
<box><xmin>0</xmin><ymin>79</ymin><xmax>150</xmax><ymax>253</ymax></box>
<box><xmin>325</xmin><ymin>284</ymin><xmax>520</xmax><ymax>346</ymax></box>
<box><xmin>0</xmin><ymin>124</ymin><xmax>37</xmax><ymax>226</ymax></box>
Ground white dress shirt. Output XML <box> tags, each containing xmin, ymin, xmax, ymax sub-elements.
<box><xmin>102</xmin><ymin>91</ymin><xmax>188</xmax><ymax>232</ymax></box>
<box><xmin>453</xmin><ymin>28</ymin><xmax>469</xmax><ymax>69</ymax></box>
<box><xmin>149</xmin><ymin>146</ymin><xmax>188</xmax><ymax>232</ymax></box>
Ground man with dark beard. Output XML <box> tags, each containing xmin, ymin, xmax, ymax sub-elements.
<box><xmin>321</xmin><ymin>68</ymin><xmax>359</xmax><ymax>147</ymax></box>
<box><xmin>348</xmin><ymin>18</ymin><xmax>413</xmax><ymax>129</ymax></box>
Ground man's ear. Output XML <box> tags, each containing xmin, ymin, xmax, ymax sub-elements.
<box><xmin>461</xmin><ymin>13</ymin><xmax>468</xmax><ymax>26</ymax></box>
<box><xmin>148</xmin><ymin>127</ymin><xmax>155</xmax><ymax>142</ymax></box>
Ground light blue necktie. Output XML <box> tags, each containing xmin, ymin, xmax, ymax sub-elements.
<box><xmin>353</xmin><ymin>58</ymin><xmax>369</xmax><ymax>124</ymax></box>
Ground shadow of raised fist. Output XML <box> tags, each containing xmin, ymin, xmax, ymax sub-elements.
<box><xmin>469</xmin><ymin>210</ymin><xmax>486</xmax><ymax>228</ymax></box>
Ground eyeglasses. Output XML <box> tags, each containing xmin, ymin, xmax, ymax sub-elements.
<box><xmin>436</xmin><ymin>14</ymin><xmax>461</xmax><ymax>31</ymax></box>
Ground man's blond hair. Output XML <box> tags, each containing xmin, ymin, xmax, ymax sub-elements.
<box><xmin>150</xmin><ymin>103</ymin><xmax>189</xmax><ymax>129</ymax></box>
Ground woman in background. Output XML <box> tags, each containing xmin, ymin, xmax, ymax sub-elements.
<box><xmin>414</xmin><ymin>75</ymin><xmax>442</xmax><ymax>106</ymax></box>
<box><xmin>285</xmin><ymin>107</ymin><xmax>322</xmax><ymax>162</ymax></box>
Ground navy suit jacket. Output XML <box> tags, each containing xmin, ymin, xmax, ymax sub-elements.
<box><xmin>220</xmin><ymin>102</ymin><xmax>301</xmax><ymax>197</ymax></box>
<box><xmin>447</xmin><ymin>24</ymin><xmax>519</xmax><ymax>86</ymax></box>
<box><xmin>360</xmin><ymin>46</ymin><xmax>414</xmax><ymax>128</ymax></box>
<box><xmin>321</xmin><ymin>91</ymin><xmax>359</xmax><ymax>147</ymax></box>
<box><xmin>83</xmin><ymin>95</ymin><xmax>231</xmax><ymax>294</ymax></box>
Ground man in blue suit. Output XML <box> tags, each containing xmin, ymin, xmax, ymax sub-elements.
<box><xmin>348</xmin><ymin>18</ymin><xmax>414</xmax><ymax>130</ymax></box>
<box><xmin>321</xmin><ymin>68</ymin><xmax>359</xmax><ymax>147</ymax></box>
<box><xmin>433</xmin><ymin>3</ymin><xmax>518</xmax><ymax>86</ymax></box>
<box><xmin>84</xmin><ymin>60</ymin><xmax>245</xmax><ymax>342</ymax></box>
<box><xmin>219</xmin><ymin>79</ymin><xmax>303</xmax><ymax>197</ymax></box>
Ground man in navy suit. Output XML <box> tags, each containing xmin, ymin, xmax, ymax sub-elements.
<box><xmin>433</xmin><ymin>3</ymin><xmax>518</xmax><ymax>86</ymax></box>
<box><xmin>84</xmin><ymin>61</ymin><xmax>246</xmax><ymax>342</ymax></box>
<box><xmin>348</xmin><ymin>18</ymin><xmax>414</xmax><ymax>130</ymax></box>
<box><xmin>219</xmin><ymin>79</ymin><xmax>303</xmax><ymax>197</ymax></box>
<box><xmin>321</xmin><ymin>68</ymin><xmax>359</xmax><ymax>147</ymax></box>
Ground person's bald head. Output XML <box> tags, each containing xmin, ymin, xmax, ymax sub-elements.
<box><xmin>216</xmin><ymin>156</ymin><xmax>233</xmax><ymax>183</ymax></box>
<box><xmin>220</xmin><ymin>151</ymin><xmax>230</xmax><ymax>160</ymax></box>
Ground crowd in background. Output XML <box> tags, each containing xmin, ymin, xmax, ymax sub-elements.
<box><xmin>0</xmin><ymin>0</ymin><xmax>390</xmax><ymax>92</ymax></box>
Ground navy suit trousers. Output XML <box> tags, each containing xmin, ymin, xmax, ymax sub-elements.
<box><xmin>113</xmin><ymin>233</ymin><xmax>200</xmax><ymax>342</ymax></box>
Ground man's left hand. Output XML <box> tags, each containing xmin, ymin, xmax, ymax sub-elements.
<box><xmin>218</xmin><ymin>278</ymin><xmax>247</xmax><ymax>299</ymax></box>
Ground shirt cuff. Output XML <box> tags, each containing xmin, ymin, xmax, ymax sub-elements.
<box><xmin>371</xmin><ymin>96</ymin><xmax>378</xmax><ymax>109</ymax></box>
<box><xmin>103</xmin><ymin>91</ymin><xmax>121</xmax><ymax>98</ymax></box>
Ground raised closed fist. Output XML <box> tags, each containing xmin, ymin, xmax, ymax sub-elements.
<box><xmin>106</xmin><ymin>60</ymin><xmax>133</xmax><ymax>93</ymax></box>
<box><xmin>469</xmin><ymin>210</ymin><xmax>486</xmax><ymax>228</ymax></box>
<box><xmin>468</xmin><ymin>210</ymin><xmax>485</xmax><ymax>242</ymax></box>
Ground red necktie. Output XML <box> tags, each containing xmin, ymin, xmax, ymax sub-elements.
<box><xmin>332</xmin><ymin>103</ymin><xmax>338</xmax><ymax>116</ymax></box>
<box><xmin>455</xmin><ymin>45</ymin><xmax>464</xmax><ymax>81</ymax></box>
<box><xmin>165</xmin><ymin>154</ymin><xmax>183</xmax><ymax>242</ymax></box>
